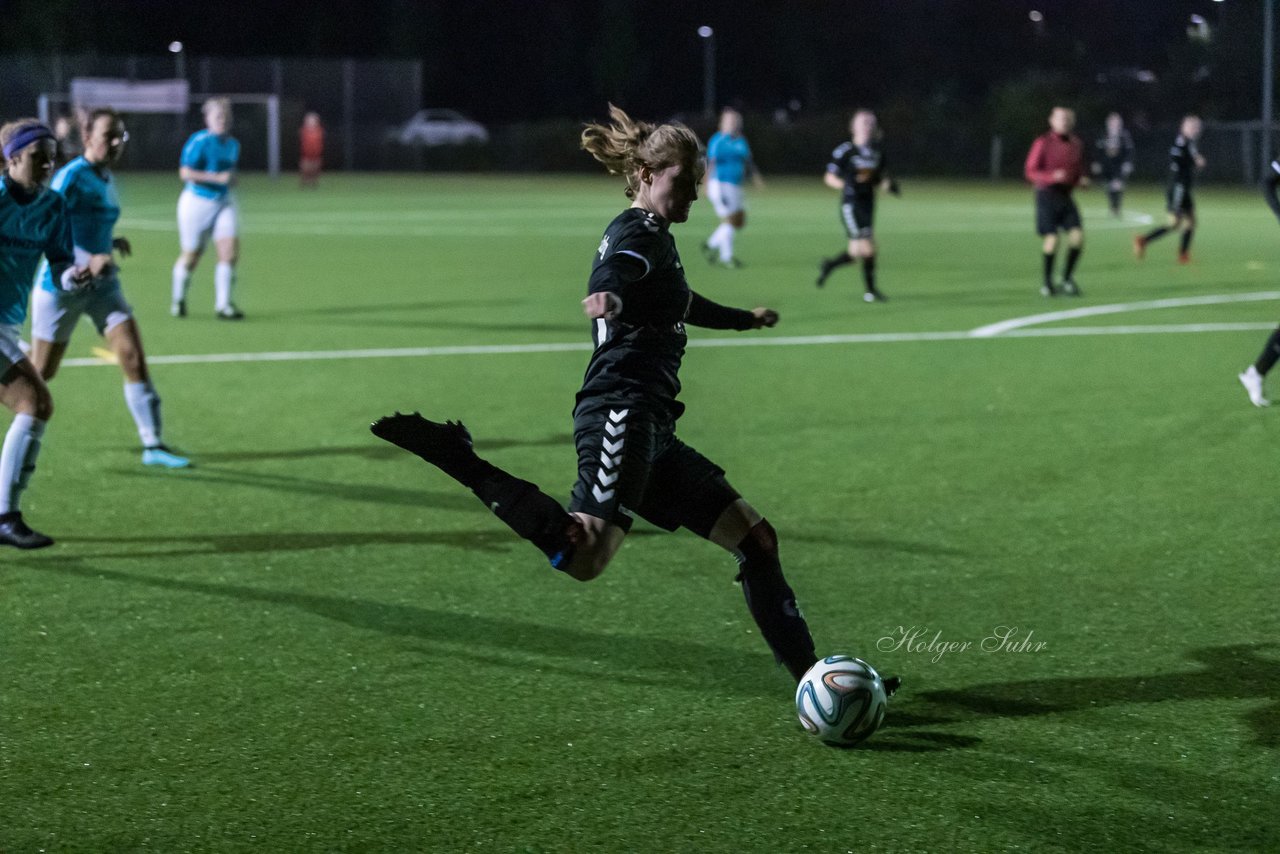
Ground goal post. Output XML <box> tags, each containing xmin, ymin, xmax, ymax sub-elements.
<box><xmin>37</xmin><ymin>82</ymin><xmax>280</xmax><ymax>178</ymax></box>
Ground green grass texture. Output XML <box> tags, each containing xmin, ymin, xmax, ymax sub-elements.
<box><xmin>3</xmin><ymin>173</ymin><xmax>1277</xmax><ymax>852</ymax></box>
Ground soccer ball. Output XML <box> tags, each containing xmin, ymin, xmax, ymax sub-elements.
<box><xmin>795</xmin><ymin>655</ymin><xmax>887</xmax><ymax>747</ymax></box>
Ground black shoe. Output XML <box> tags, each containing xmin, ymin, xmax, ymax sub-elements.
<box><xmin>883</xmin><ymin>675</ymin><xmax>902</xmax><ymax>698</ymax></box>
<box><xmin>1040</xmin><ymin>283</ymin><xmax>1058</xmax><ymax>297</ymax></box>
<box><xmin>1061</xmin><ymin>279</ymin><xmax>1082</xmax><ymax>297</ymax></box>
<box><xmin>170</xmin><ymin>299</ymin><xmax>187</xmax><ymax>318</ymax></box>
<box><xmin>816</xmin><ymin>260</ymin><xmax>834</xmax><ymax>288</ymax></box>
<box><xmin>371</xmin><ymin>412</ymin><xmax>478</xmax><ymax>477</ymax></box>
<box><xmin>216</xmin><ymin>305</ymin><xmax>245</xmax><ymax>320</ymax></box>
<box><xmin>0</xmin><ymin>511</ymin><xmax>54</xmax><ymax>549</ymax></box>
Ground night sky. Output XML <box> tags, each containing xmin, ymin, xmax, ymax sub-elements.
<box><xmin>0</xmin><ymin>0</ymin><xmax>1259</xmax><ymax>122</ymax></box>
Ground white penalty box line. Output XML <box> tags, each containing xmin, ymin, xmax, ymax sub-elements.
<box><xmin>58</xmin><ymin>292</ymin><xmax>1280</xmax><ymax>370</ymax></box>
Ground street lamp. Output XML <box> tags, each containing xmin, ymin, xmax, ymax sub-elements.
<box><xmin>698</xmin><ymin>26</ymin><xmax>715</xmax><ymax>119</ymax></box>
<box><xmin>168</xmin><ymin>40</ymin><xmax>186</xmax><ymax>79</ymax></box>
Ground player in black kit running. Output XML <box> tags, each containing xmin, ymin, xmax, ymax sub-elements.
<box><xmin>372</xmin><ymin>106</ymin><xmax>898</xmax><ymax>696</ymax></box>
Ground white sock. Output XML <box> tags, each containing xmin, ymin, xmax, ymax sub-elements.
<box><xmin>719</xmin><ymin>225</ymin><xmax>737</xmax><ymax>262</ymax></box>
<box><xmin>172</xmin><ymin>260</ymin><xmax>191</xmax><ymax>305</ymax></box>
<box><xmin>214</xmin><ymin>263</ymin><xmax>235</xmax><ymax>311</ymax></box>
<box><xmin>123</xmin><ymin>381</ymin><xmax>162</xmax><ymax>447</ymax></box>
<box><xmin>0</xmin><ymin>414</ymin><xmax>46</xmax><ymax>514</ymax></box>
<box><xmin>709</xmin><ymin>223</ymin><xmax>732</xmax><ymax>251</ymax></box>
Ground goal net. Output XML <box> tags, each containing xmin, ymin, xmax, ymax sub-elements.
<box><xmin>37</xmin><ymin>80</ymin><xmax>280</xmax><ymax>177</ymax></box>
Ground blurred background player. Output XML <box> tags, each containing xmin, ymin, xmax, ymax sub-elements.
<box><xmin>30</xmin><ymin>108</ymin><xmax>191</xmax><ymax>469</ymax></box>
<box><xmin>0</xmin><ymin>119</ymin><xmax>92</xmax><ymax>547</ymax></box>
<box><xmin>1237</xmin><ymin>156</ymin><xmax>1280</xmax><ymax>407</ymax></box>
<box><xmin>1025</xmin><ymin>106</ymin><xmax>1088</xmax><ymax>297</ymax></box>
<box><xmin>172</xmin><ymin>96</ymin><xmax>244</xmax><ymax>320</ymax></box>
<box><xmin>816</xmin><ymin>109</ymin><xmax>898</xmax><ymax>301</ymax></box>
<box><xmin>1134</xmin><ymin>115</ymin><xmax>1205</xmax><ymax>265</ymax></box>
<box><xmin>52</xmin><ymin>113</ymin><xmax>81</xmax><ymax>168</ymax></box>
<box><xmin>371</xmin><ymin>105</ymin><xmax>847</xmax><ymax>690</ymax></box>
<box><xmin>299</xmin><ymin>111</ymin><xmax>324</xmax><ymax>189</ymax></box>
<box><xmin>701</xmin><ymin>107</ymin><xmax>761</xmax><ymax>268</ymax></box>
<box><xmin>1092</xmin><ymin>111</ymin><xmax>1134</xmax><ymax>217</ymax></box>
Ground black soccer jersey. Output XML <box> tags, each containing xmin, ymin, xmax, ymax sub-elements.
<box><xmin>1093</xmin><ymin>130</ymin><xmax>1134</xmax><ymax>177</ymax></box>
<box><xmin>1168</xmin><ymin>134</ymin><xmax>1201</xmax><ymax>186</ymax></box>
<box><xmin>828</xmin><ymin>141</ymin><xmax>885</xmax><ymax>200</ymax></box>
<box><xmin>578</xmin><ymin>208</ymin><xmax>691</xmax><ymax>419</ymax></box>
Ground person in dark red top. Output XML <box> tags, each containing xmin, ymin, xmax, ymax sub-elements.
<box><xmin>1025</xmin><ymin>107</ymin><xmax>1088</xmax><ymax>297</ymax></box>
<box><xmin>298</xmin><ymin>112</ymin><xmax>324</xmax><ymax>189</ymax></box>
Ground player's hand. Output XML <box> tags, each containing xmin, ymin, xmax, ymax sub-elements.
<box><xmin>87</xmin><ymin>253</ymin><xmax>115</xmax><ymax>278</ymax></box>
<box><xmin>750</xmin><ymin>307</ymin><xmax>779</xmax><ymax>329</ymax></box>
<box><xmin>215</xmin><ymin>171</ymin><xmax>234</xmax><ymax>185</ymax></box>
<box><xmin>1051</xmin><ymin>168</ymin><xmax>1067</xmax><ymax>182</ymax></box>
<box><xmin>582</xmin><ymin>292</ymin><xmax>622</xmax><ymax>320</ymax></box>
<box><xmin>1195</xmin><ymin>155</ymin><xmax>1207</xmax><ymax>170</ymax></box>
<box><xmin>112</xmin><ymin>236</ymin><xmax>132</xmax><ymax>257</ymax></box>
<box><xmin>61</xmin><ymin>265</ymin><xmax>93</xmax><ymax>291</ymax></box>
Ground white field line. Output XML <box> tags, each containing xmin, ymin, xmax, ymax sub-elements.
<box><xmin>967</xmin><ymin>291</ymin><xmax>1280</xmax><ymax>338</ymax></box>
<box><xmin>56</xmin><ymin>321</ymin><xmax>1278</xmax><ymax>369</ymax></box>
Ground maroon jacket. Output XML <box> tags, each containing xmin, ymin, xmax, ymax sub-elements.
<box><xmin>1025</xmin><ymin>132</ymin><xmax>1086</xmax><ymax>190</ymax></box>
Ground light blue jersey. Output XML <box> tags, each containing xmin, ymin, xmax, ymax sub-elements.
<box><xmin>0</xmin><ymin>179</ymin><xmax>74</xmax><ymax>325</ymax></box>
<box><xmin>180</xmin><ymin>130</ymin><xmax>239</xmax><ymax>200</ymax></box>
<box><xmin>38</xmin><ymin>157</ymin><xmax>120</xmax><ymax>294</ymax></box>
<box><xmin>707</xmin><ymin>132</ymin><xmax>752</xmax><ymax>185</ymax></box>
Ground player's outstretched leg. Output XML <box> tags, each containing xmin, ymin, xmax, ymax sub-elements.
<box><xmin>816</xmin><ymin>252</ymin><xmax>854</xmax><ymax>288</ymax></box>
<box><xmin>734</xmin><ymin>519</ymin><xmax>819</xmax><ymax>682</ymax></box>
<box><xmin>371</xmin><ymin>412</ymin><xmax>581</xmax><ymax>568</ymax></box>
<box><xmin>1239</xmin><ymin>325</ymin><xmax>1280</xmax><ymax>407</ymax></box>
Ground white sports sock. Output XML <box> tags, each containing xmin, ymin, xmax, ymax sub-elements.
<box><xmin>214</xmin><ymin>263</ymin><xmax>235</xmax><ymax>311</ymax></box>
<box><xmin>0</xmin><ymin>414</ymin><xmax>46</xmax><ymax>514</ymax></box>
<box><xmin>172</xmin><ymin>260</ymin><xmax>191</xmax><ymax>304</ymax></box>
<box><xmin>720</xmin><ymin>224</ymin><xmax>737</xmax><ymax>262</ymax></box>
<box><xmin>123</xmin><ymin>381</ymin><xmax>162</xmax><ymax>447</ymax></box>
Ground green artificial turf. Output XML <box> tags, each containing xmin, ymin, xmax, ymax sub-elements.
<box><xmin>2</xmin><ymin>172</ymin><xmax>1277</xmax><ymax>852</ymax></box>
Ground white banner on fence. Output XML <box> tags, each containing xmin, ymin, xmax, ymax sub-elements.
<box><xmin>70</xmin><ymin>78</ymin><xmax>190</xmax><ymax>113</ymax></box>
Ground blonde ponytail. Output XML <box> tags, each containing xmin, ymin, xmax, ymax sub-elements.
<box><xmin>582</xmin><ymin>104</ymin><xmax>703</xmax><ymax>199</ymax></box>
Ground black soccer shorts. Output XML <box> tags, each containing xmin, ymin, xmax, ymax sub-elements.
<box><xmin>1166</xmin><ymin>182</ymin><xmax>1194</xmax><ymax>216</ymax></box>
<box><xmin>1034</xmin><ymin>187</ymin><xmax>1082</xmax><ymax>235</ymax></box>
<box><xmin>840</xmin><ymin>196</ymin><xmax>875</xmax><ymax>239</ymax></box>
<box><xmin>567</xmin><ymin>399</ymin><xmax>741</xmax><ymax>539</ymax></box>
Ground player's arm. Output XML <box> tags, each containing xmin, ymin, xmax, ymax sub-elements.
<box><xmin>179</xmin><ymin>165</ymin><xmax>232</xmax><ymax>185</ymax></box>
<box><xmin>583</xmin><ymin>240</ymin><xmax>682</xmax><ymax>326</ymax></box>
<box><xmin>44</xmin><ymin>204</ymin><xmax>90</xmax><ymax>290</ymax></box>
<box><xmin>823</xmin><ymin>169</ymin><xmax>844</xmax><ymax>191</ymax></box>
<box><xmin>1024</xmin><ymin>137</ymin><xmax>1059</xmax><ymax>184</ymax></box>
<box><xmin>1264</xmin><ymin>166</ymin><xmax>1280</xmax><ymax>223</ymax></box>
<box><xmin>685</xmin><ymin>292</ymin><xmax>776</xmax><ymax>330</ymax></box>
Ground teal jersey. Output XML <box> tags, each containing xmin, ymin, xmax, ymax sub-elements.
<box><xmin>180</xmin><ymin>130</ymin><xmax>239</xmax><ymax>199</ymax></box>
<box><xmin>707</xmin><ymin>132</ymin><xmax>752</xmax><ymax>185</ymax></box>
<box><xmin>0</xmin><ymin>178</ymin><xmax>74</xmax><ymax>324</ymax></box>
<box><xmin>38</xmin><ymin>157</ymin><xmax>120</xmax><ymax>293</ymax></box>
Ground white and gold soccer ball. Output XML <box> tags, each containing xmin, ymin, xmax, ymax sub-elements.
<box><xmin>795</xmin><ymin>655</ymin><xmax>887</xmax><ymax>747</ymax></box>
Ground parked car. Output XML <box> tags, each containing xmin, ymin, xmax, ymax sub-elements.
<box><xmin>389</xmin><ymin>109</ymin><xmax>489</xmax><ymax>146</ymax></box>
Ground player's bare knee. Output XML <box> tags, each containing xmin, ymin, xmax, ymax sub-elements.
<box><xmin>744</xmin><ymin>518</ymin><xmax>778</xmax><ymax>556</ymax></box>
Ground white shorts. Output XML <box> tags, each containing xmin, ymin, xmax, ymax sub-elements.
<box><xmin>31</xmin><ymin>281</ymin><xmax>134</xmax><ymax>345</ymax></box>
<box><xmin>707</xmin><ymin>179</ymin><xmax>745</xmax><ymax>218</ymax></box>
<box><xmin>177</xmin><ymin>189</ymin><xmax>239</xmax><ymax>252</ymax></box>
<box><xmin>0</xmin><ymin>323</ymin><xmax>27</xmax><ymax>371</ymax></box>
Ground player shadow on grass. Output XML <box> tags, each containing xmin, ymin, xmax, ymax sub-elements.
<box><xmin>52</xmin><ymin>529</ymin><xmax>525</xmax><ymax>558</ymax></box>
<box><xmin>23</xmin><ymin>556</ymin><xmax>786</xmax><ymax>701</ymax></box>
<box><xmin>186</xmin><ymin>433</ymin><xmax>573</xmax><ymax>463</ymax></box>
<box><xmin>892</xmin><ymin>643</ymin><xmax>1278</xmax><ymax>749</ymax></box>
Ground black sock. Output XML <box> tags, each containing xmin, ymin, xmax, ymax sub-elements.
<box><xmin>825</xmin><ymin>251</ymin><xmax>854</xmax><ymax>269</ymax></box>
<box><xmin>734</xmin><ymin>520</ymin><xmax>817</xmax><ymax>682</ymax></box>
<box><xmin>861</xmin><ymin>255</ymin><xmax>877</xmax><ymax>292</ymax></box>
<box><xmin>469</xmin><ymin>470</ymin><xmax>577</xmax><ymax>569</ymax></box>
<box><xmin>1180</xmin><ymin>229</ymin><xmax>1194</xmax><ymax>254</ymax></box>
<box><xmin>1042</xmin><ymin>251</ymin><xmax>1056</xmax><ymax>287</ymax></box>
<box><xmin>1064</xmin><ymin>246</ymin><xmax>1081</xmax><ymax>280</ymax></box>
<box><xmin>1256</xmin><ymin>326</ymin><xmax>1280</xmax><ymax>375</ymax></box>
<box><xmin>1143</xmin><ymin>226</ymin><xmax>1169</xmax><ymax>243</ymax></box>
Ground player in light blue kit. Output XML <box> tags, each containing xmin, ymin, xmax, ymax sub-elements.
<box><xmin>31</xmin><ymin>109</ymin><xmax>191</xmax><ymax>469</ymax></box>
<box><xmin>0</xmin><ymin>119</ymin><xmax>93</xmax><ymax>548</ymax></box>
<box><xmin>701</xmin><ymin>108</ymin><xmax>762</xmax><ymax>268</ymax></box>
<box><xmin>172</xmin><ymin>97</ymin><xmax>243</xmax><ymax>320</ymax></box>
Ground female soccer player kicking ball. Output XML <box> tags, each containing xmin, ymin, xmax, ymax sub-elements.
<box><xmin>373</xmin><ymin>105</ymin><xmax>900</xmax><ymax>697</ymax></box>
<box><xmin>30</xmin><ymin>109</ymin><xmax>191</xmax><ymax>468</ymax></box>
<box><xmin>0</xmin><ymin>120</ymin><xmax>93</xmax><ymax>547</ymax></box>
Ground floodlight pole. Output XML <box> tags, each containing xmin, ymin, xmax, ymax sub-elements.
<box><xmin>1263</xmin><ymin>0</ymin><xmax>1275</xmax><ymax>176</ymax></box>
<box><xmin>699</xmin><ymin>27</ymin><xmax>716</xmax><ymax>119</ymax></box>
